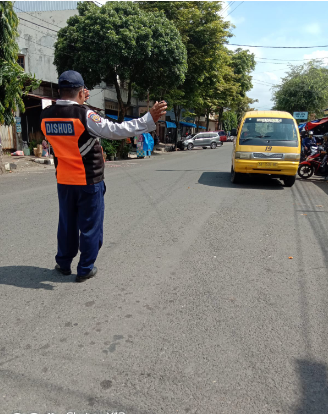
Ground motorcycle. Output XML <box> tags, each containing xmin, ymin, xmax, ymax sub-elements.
<box><xmin>298</xmin><ymin>145</ymin><xmax>328</xmax><ymax>179</ymax></box>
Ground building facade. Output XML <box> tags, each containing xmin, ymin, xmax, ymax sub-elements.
<box><xmin>13</xmin><ymin>1</ymin><xmax>161</xmax><ymax>148</ymax></box>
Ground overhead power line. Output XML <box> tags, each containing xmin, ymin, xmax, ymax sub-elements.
<box><xmin>221</xmin><ymin>1</ymin><xmax>234</xmax><ymax>14</ymax></box>
<box><xmin>18</xmin><ymin>21</ymin><xmax>58</xmax><ymax>40</ymax></box>
<box><xmin>17</xmin><ymin>32</ymin><xmax>71</xmax><ymax>58</ymax></box>
<box><xmin>252</xmin><ymin>78</ymin><xmax>276</xmax><ymax>85</ymax></box>
<box><xmin>19</xmin><ymin>17</ymin><xmax>58</xmax><ymax>33</ymax></box>
<box><xmin>251</xmin><ymin>81</ymin><xmax>326</xmax><ymax>95</ymax></box>
<box><xmin>14</xmin><ymin>3</ymin><xmax>328</xmax><ymax>51</ymax></box>
<box><xmin>227</xmin><ymin>42</ymin><xmax>328</xmax><ymax>49</ymax></box>
<box><xmin>226</xmin><ymin>1</ymin><xmax>244</xmax><ymax>17</ymax></box>
<box><xmin>256</xmin><ymin>68</ymin><xmax>289</xmax><ymax>74</ymax></box>
<box><xmin>256</xmin><ymin>61</ymin><xmax>296</xmax><ymax>66</ymax></box>
<box><xmin>16</xmin><ymin>10</ymin><xmax>328</xmax><ymax>67</ymax></box>
<box><xmin>14</xmin><ymin>5</ymin><xmax>63</xmax><ymax>29</ymax></box>
<box><xmin>252</xmin><ymin>81</ymin><xmax>277</xmax><ymax>87</ymax></box>
<box><xmin>18</xmin><ymin>34</ymin><xmax>57</xmax><ymax>52</ymax></box>
<box><xmin>257</xmin><ymin>56</ymin><xmax>328</xmax><ymax>62</ymax></box>
<box><xmin>255</xmin><ymin>60</ymin><xmax>328</xmax><ymax>66</ymax></box>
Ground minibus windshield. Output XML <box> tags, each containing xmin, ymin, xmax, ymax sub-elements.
<box><xmin>239</xmin><ymin>118</ymin><xmax>298</xmax><ymax>147</ymax></box>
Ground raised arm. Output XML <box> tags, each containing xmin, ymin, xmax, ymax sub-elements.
<box><xmin>86</xmin><ymin>101</ymin><xmax>167</xmax><ymax>140</ymax></box>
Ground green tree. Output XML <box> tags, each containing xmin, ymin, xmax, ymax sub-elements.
<box><xmin>54</xmin><ymin>1</ymin><xmax>187</xmax><ymax>123</ymax></box>
<box><xmin>230</xmin><ymin>48</ymin><xmax>256</xmax><ymax>98</ymax></box>
<box><xmin>272</xmin><ymin>61</ymin><xmax>328</xmax><ymax>117</ymax></box>
<box><xmin>234</xmin><ymin>96</ymin><xmax>258</xmax><ymax>123</ymax></box>
<box><xmin>212</xmin><ymin>48</ymin><xmax>256</xmax><ymax>127</ymax></box>
<box><xmin>191</xmin><ymin>47</ymin><xmax>255</xmax><ymax>130</ymax></box>
<box><xmin>222</xmin><ymin>111</ymin><xmax>238</xmax><ymax>131</ymax></box>
<box><xmin>139</xmin><ymin>1</ymin><xmax>232</xmax><ymax>138</ymax></box>
<box><xmin>0</xmin><ymin>1</ymin><xmax>40</xmax><ymax>173</ymax></box>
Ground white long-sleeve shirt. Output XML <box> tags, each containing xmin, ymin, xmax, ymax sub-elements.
<box><xmin>56</xmin><ymin>100</ymin><xmax>156</xmax><ymax>141</ymax></box>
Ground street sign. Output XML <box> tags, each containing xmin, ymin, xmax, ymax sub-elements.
<box><xmin>293</xmin><ymin>112</ymin><xmax>308</xmax><ymax>120</ymax></box>
<box><xmin>16</xmin><ymin>125</ymin><xmax>22</xmax><ymax>133</ymax></box>
<box><xmin>14</xmin><ymin>116</ymin><xmax>21</xmax><ymax>124</ymax></box>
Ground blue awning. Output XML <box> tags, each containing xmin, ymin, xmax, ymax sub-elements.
<box><xmin>180</xmin><ymin>121</ymin><xmax>197</xmax><ymax>128</ymax></box>
<box><xmin>166</xmin><ymin>121</ymin><xmax>176</xmax><ymax>129</ymax></box>
<box><xmin>106</xmin><ymin>114</ymin><xmax>135</xmax><ymax>122</ymax></box>
<box><xmin>197</xmin><ymin>125</ymin><xmax>206</xmax><ymax>129</ymax></box>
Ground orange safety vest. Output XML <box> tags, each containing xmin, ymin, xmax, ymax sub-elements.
<box><xmin>40</xmin><ymin>104</ymin><xmax>104</xmax><ymax>185</ymax></box>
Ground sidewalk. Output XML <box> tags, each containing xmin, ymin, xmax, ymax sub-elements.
<box><xmin>2</xmin><ymin>154</ymin><xmax>55</xmax><ymax>174</ymax></box>
<box><xmin>1</xmin><ymin>143</ymin><xmax>181</xmax><ymax>175</ymax></box>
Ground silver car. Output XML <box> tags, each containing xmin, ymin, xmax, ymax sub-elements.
<box><xmin>183</xmin><ymin>132</ymin><xmax>223</xmax><ymax>150</ymax></box>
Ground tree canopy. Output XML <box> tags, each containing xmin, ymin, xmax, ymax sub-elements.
<box><xmin>139</xmin><ymin>1</ymin><xmax>232</xmax><ymax>98</ymax></box>
<box><xmin>222</xmin><ymin>110</ymin><xmax>238</xmax><ymax>131</ymax></box>
<box><xmin>272</xmin><ymin>61</ymin><xmax>328</xmax><ymax>117</ymax></box>
<box><xmin>138</xmin><ymin>1</ymin><xmax>256</xmax><ymax>133</ymax></box>
<box><xmin>228</xmin><ymin>48</ymin><xmax>257</xmax><ymax>122</ymax></box>
<box><xmin>0</xmin><ymin>1</ymin><xmax>39</xmax><ymax>126</ymax></box>
<box><xmin>54</xmin><ymin>1</ymin><xmax>187</xmax><ymax>122</ymax></box>
<box><xmin>0</xmin><ymin>1</ymin><xmax>40</xmax><ymax>173</ymax></box>
<box><xmin>139</xmin><ymin>1</ymin><xmax>233</xmax><ymax>133</ymax></box>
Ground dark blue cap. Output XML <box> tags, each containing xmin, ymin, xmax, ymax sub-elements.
<box><xmin>58</xmin><ymin>70</ymin><xmax>85</xmax><ymax>88</ymax></box>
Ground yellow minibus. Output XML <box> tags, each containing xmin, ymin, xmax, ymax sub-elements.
<box><xmin>231</xmin><ymin>111</ymin><xmax>301</xmax><ymax>187</ymax></box>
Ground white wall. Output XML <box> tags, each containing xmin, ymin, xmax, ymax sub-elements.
<box><xmin>89</xmin><ymin>87</ymin><xmax>106</xmax><ymax>113</ymax></box>
<box><xmin>17</xmin><ymin>9</ymin><xmax>78</xmax><ymax>83</ymax></box>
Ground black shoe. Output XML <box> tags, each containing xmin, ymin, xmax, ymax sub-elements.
<box><xmin>55</xmin><ymin>264</ymin><xmax>71</xmax><ymax>275</ymax></box>
<box><xmin>76</xmin><ymin>266</ymin><xmax>98</xmax><ymax>283</ymax></box>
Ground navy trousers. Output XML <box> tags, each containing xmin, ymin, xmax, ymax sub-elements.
<box><xmin>56</xmin><ymin>181</ymin><xmax>106</xmax><ymax>276</ymax></box>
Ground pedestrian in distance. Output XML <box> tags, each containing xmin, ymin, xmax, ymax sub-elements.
<box><xmin>40</xmin><ymin>70</ymin><xmax>167</xmax><ymax>282</ymax></box>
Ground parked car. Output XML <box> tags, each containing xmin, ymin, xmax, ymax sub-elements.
<box><xmin>177</xmin><ymin>134</ymin><xmax>195</xmax><ymax>150</ymax></box>
<box><xmin>182</xmin><ymin>132</ymin><xmax>223</xmax><ymax>150</ymax></box>
<box><xmin>214</xmin><ymin>130</ymin><xmax>228</xmax><ymax>142</ymax></box>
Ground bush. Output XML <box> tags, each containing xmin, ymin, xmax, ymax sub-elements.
<box><xmin>101</xmin><ymin>139</ymin><xmax>120</xmax><ymax>156</ymax></box>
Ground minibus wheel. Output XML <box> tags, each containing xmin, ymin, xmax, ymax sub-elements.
<box><xmin>283</xmin><ymin>175</ymin><xmax>296</xmax><ymax>187</ymax></box>
<box><xmin>231</xmin><ymin>166</ymin><xmax>243</xmax><ymax>184</ymax></box>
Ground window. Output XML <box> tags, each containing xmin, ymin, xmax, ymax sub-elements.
<box><xmin>239</xmin><ymin>118</ymin><xmax>298</xmax><ymax>146</ymax></box>
<box><xmin>17</xmin><ymin>55</ymin><xmax>25</xmax><ymax>69</ymax></box>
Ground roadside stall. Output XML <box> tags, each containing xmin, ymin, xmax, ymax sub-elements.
<box><xmin>298</xmin><ymin>118</ymin><xmax>328</xmax><ymax>142</ymax></box>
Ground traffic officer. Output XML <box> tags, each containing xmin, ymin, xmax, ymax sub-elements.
<box><xmin>40</xmin><ymin>70</ymin><xmax>167</xmax><ymax>282</ymax></box>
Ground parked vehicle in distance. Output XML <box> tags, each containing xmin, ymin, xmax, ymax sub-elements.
<box><xmin>229</xmin><ymin>128</ymin><xmax>237</xmax><ymax>142</ymax></box>
<box><xmin>212</xmin><ymin>130</ymin><xmax>228</xmax><ymax>142</ymax></box>
<box><xmin>182</xmin><ymin>132</ymin><xmax>223</xmax><ymax>150</ymax></box>
<box><xmin>177</xmin><ymin>134</ymin><xmax>195</xmax><ymax>150</ymax></box>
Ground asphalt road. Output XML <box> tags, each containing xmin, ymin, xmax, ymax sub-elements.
<box><xmin>1</xmin><ymin>144</ymin><xmax>328</xmax><ymax>414</ymax></box>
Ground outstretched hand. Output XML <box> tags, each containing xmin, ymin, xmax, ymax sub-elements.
<box><xmin>84</xmin><ymin>88</ymin><xmax>90</xmax><ymax>101</ymax></box>
<box><xmin>150</xmin><ymin>101</ymin><xmax>167</xmax><ymax>123</ymax></box>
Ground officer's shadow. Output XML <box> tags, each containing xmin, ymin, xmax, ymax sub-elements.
<box><xmin>0</xmin><ymin>266</ymin><xmax>74</xmax><ymax>290</ymax></box>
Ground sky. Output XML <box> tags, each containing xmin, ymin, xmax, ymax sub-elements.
<box><xmin>221</xmin><ymin>1</ymin><xmax>328</xmax><ymax>111</ymax></box>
